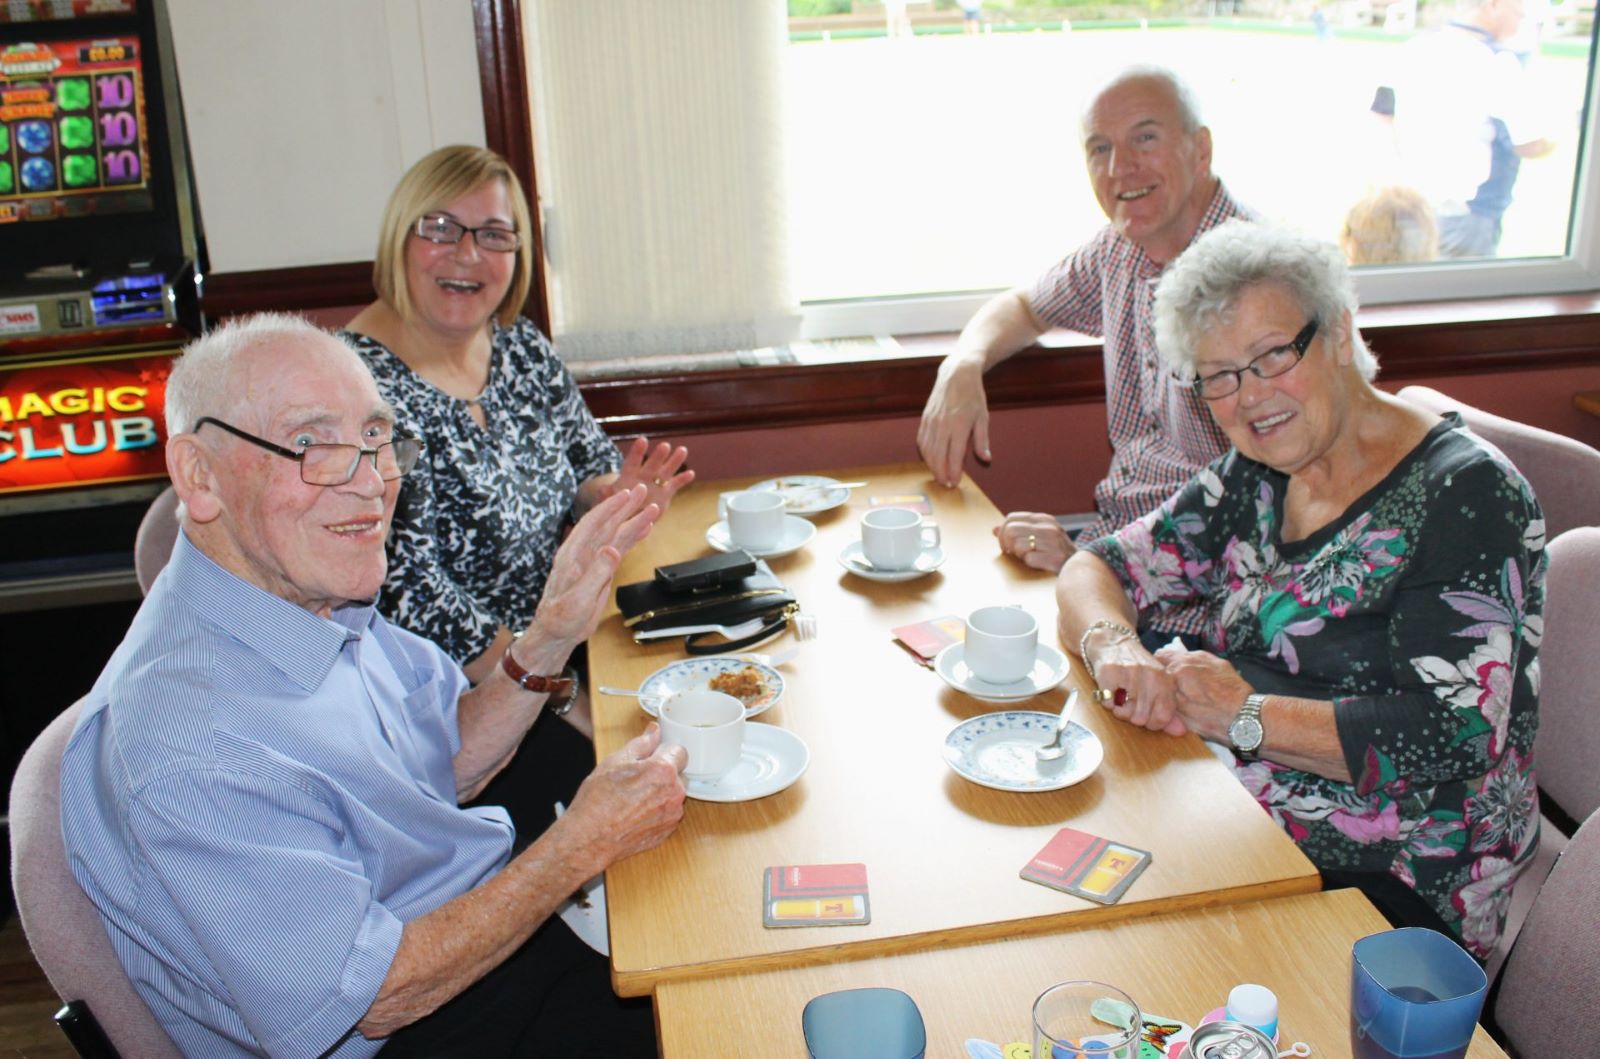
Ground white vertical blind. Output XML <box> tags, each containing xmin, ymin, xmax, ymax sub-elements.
<box><xmin>524</xmin><ymin>0</ymin><xmax>799</xmax><ymax>360</ymax></box>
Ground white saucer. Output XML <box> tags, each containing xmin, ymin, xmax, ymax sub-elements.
<box><xmin>706</xmin><ymin>515</ymin><xmax>817</xmax><ymax>558</ymax></box>
<box><xmin>942</xmin><ymin>711</ymin><xmax>1104</xmax><ymax>792</ymax></box>
<box><xmin>836</xmin><ymin>541</ymin><xmax>945</xmax><ymax>582</ymax></box>
<box><xmin>750</xmin><ymin>475</ymin><xmax>851</xmax><ymax>516</ymax></box>
<box><xmin>932</xmin><ymin>642</ymin><xmax>1069</xmax><ymax>701</ymax></box>
<box><xmin>683</xmin><ymin>723</ymin><xmax>810</xmax><ymax>802</ymax></box>
<box><xmin>635</xmin><ymin>657</ymin><xmax>784</xmax><ymax>719</ymax></box>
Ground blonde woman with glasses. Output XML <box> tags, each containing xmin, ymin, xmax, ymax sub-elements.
<box><xmin>344</xmin><ymin>146</ymin><xmax>693</xmax><ymax>693</ymax></box>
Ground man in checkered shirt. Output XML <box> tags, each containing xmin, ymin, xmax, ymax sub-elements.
<box><xmin>917</xmin><ymin>65</ymin><xmax>1250</xmax><ymax>636</ymax></box>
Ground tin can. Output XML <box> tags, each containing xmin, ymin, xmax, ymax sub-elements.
<box><xmin>1181</xmin><ymin>1020</ymin><xmax>1277</xmax><ymax>1059</ymax></box>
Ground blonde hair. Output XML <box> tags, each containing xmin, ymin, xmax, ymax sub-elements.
<box><xmin>371</xmin><ymin>145</ymin><xmax>534</xmax><ymax>328</ymax></box>
<box><xmin>1341</xmin><ymin>185</ymin><xmax>1439</xmax><ymax>266</ymax></box>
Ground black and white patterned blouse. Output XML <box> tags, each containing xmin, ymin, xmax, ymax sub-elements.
<box><xmin>342</xmin><ymin>319</ymin><xmax>621</xmax><ymax>662</ymax></box>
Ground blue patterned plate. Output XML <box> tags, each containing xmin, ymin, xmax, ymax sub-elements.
<box><xmin>941</xmin><ymin>711</ymin><xmax>1103</xmax><ymax>792</ymax></box>
<box><xmin>636</xmin><ymin>657</ymin><xmax>784</xmax><ymax>719</ymax></box>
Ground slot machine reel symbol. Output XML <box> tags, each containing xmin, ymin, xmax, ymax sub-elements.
<box><xmin>17</xmin><ymin>120</ymin><xmax>52</xmax><ymax>154</ymax></box>
<box><xmin>21</xmin><ymin>156</ymin><xmax>56</xmax><ymax>192</ymax></box>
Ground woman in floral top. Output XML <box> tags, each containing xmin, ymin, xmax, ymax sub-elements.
<box><xmin>1058</xmin><ymin>221</ymin><xmax>1543</xmax><ymax>957</ymax></box>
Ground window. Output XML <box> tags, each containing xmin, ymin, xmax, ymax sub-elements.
<box><xmin>524</xmin><ymin>1</ymin><xmax>1600</xmax><ymax>357</ymax></box>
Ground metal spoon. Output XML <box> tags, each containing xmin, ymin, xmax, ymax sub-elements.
<box><xmin>597</xmin><ymin>686</ymin><xmax>664</xmax><ymax>712</ymax></box>
<box><xmin>1036</xmin><ymin>688</ymin><xmax>1079</xmax><ymax>761</ymax></box>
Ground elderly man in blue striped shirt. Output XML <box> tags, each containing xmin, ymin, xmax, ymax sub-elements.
<box><xmin>60</xmin><ymin>312</ymin><xmax>687</xmax><ymax>1058</ymax></box>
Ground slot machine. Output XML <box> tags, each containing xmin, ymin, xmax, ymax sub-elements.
<box><xmin>0</xmin><ymin>0</ymin><xmax>204</xmax><ymax>777</ymax></box>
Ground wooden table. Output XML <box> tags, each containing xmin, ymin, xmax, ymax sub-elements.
<box><xmin>654</xmin><ymin>888</ymin><xmax>1509</xmax><ymax>1058</ymax></box>
<box><xmin>1575</xmin><ymin>390</ymin><xmax>1600</xmax><ymax>419</ymax></box>
<box><xmin>589</xmin><ymin>463</ymin><xmax>1319</xmax><ymax>997</ymax></box>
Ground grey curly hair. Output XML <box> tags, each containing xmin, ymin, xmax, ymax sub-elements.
<box><xmin>1153</xmin><ymin>219</ymin><xmax>1377</xmax><ymax>384</ymax></box>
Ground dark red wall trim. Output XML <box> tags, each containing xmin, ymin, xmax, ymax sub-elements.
<box><xmin>580</xmin><ymin>295</ymin><xmax>1600</xmax><ymax>438</ymax></box>
<box><xmin>472</xmin><ymin>0</ymin><xmax>549</xmax><ymax>334</ymax></box>
<box><xmin>202</xmin><ymin>261</ymin><xmax>371</xmax><ymax>317</ymax></box>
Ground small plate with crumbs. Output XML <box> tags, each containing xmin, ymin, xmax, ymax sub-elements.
<box><xmin>636</xmin><ymin>657</ymin><xmax>785</xmax><ymax>719</ymax></box>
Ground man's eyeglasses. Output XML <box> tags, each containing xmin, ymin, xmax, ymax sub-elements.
<box><xmin>1192</xmin><ymin>319</ymin><xmax>1319</xmax><ymax>401</ymax></box>
<box><xmin>414</xmin><ymin>215</ymin><xmax>521</xmax><ymax>253</ymax></box>
<box><xmin>195</xmin><ymin>417</ymin><xmax>425</xmax><ymax>486</ymax></box>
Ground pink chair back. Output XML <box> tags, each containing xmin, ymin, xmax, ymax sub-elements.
<box><xmin>134</xmin><ymin>486</ymin><xmax>180</xmax><ymax>596</ymax></box>
<box><xmin>1536</xmin><ymin>526</ymin><xmax>1600</xmax><ymax>826</ymax></box>
<box><xmin>8</xmin><ymin>698</ymin><xmax>182</xmax><ymax>1058</ymax></box>
<box><xmin>1397</xmin><ymin>385</ymin><xmax>1600</xmax><ymax>538</ymax></box>
<box><xmin>1493</xmin><ymin>808</ymin><xmax>1600</xmax><ymax>1057</ymax></box>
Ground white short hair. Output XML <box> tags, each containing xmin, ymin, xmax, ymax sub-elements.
<box><xmin>1080</xmin><ymin>64</ymin><xmax>1205</xmax><ymax>136</ymax></box>
<box><xmin>166</xmin><ymin>313</ymin><xmax>355</xmax><ymax>434</ymax></box>
<box><xmin>1153</xmin><ymin>219</ymin><xmax>1378</xmax><ymax>383</ymax></box>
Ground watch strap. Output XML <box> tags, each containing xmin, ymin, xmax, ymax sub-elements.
<box><xmin>1231</xmin><ymin>692</ymin><xmax>1267</xmax><ymax>759</ymax></box>
<box><xmin>501</xmin><ymin>650</ymin><xmax>577</xmax><ymax>713</ymax></box>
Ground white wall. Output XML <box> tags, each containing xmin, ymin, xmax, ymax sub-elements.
<box><xmin>167</xmin><ymin>0</ymin><xmax>486</xmax><ymax>273</ymax></box>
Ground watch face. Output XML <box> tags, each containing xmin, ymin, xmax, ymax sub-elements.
<box><xmin>548</xmin><ymin>668</ymin><xmax>580</xmax><ymax>712</ymax></box>
<box><xmin>1229</xmin><ymin>716</ymin><xmax>1264</xmax><ymax>753</ymax></box>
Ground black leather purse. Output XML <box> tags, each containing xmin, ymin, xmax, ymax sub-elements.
<box><xmin>616</xmin><ymin>554</ymin><xmax>797</xmax><ymax>654</ymax></box>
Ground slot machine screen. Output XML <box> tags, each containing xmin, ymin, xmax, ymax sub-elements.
<box><xmin>0</xmin><ymin>34</ymin><xmax>152</xmax><ymax>227</ymax></box>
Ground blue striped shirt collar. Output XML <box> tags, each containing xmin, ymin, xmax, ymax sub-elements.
<box><xmin>165</xmin><ymin>530</ymin><xmax>377</xmax><ymax>692</ymax></box>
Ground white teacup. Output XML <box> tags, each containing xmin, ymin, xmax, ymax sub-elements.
<box><xmin>860</xmin><ymin>507</ymin><xmax>940</xmax><ymax>571</ymax></box>
<box><xmin>659</xmin><ymin>689</ymin><xmax>746</xmax><ymax>779</ymax></box>
<box><xmin>965</xmin><ymin>605</ymin><xmax>1039</xmax><ymax>684</ymax></box>
<box><xmin>726</xmin><ymin>490</ymin><xmax>786</xmax><ymax>552</ymax></box>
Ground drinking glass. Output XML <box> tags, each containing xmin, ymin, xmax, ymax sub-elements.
<box><xmin>1350</xmin><ymin>927</ymin><xmax>1487</xmax><ymax>1059</ymax></box>
<box><xmin>1032</xmin><ymin>980</ymin><xmax>1141</xmax><ymax>1059</ymax></box>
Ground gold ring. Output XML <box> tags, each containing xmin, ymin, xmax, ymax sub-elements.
<box><xmin>652</xmin><ymin>478</ymin><xmax>663</xmax><ymax>486</ymax></box>
<box><xmin>1027</xmin><ymin>534</ymin><xmax>1037</xmax><ymax>551</ymax></box>
<box><xmin>1094</xmin><ymin>687</ymin><xmax>1129</xmax><ymax>706</ymax></box>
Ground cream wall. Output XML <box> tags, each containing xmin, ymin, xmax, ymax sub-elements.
<box><xmin>166</xmin><ymin>0</ymin><xmax>486</xmax><ymax>273</ymax></box>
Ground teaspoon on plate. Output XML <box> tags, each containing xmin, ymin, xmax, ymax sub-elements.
<box><xmin>1036</xmin><ymin>688</ymin><xmax>1080</xmax><ymax>761</ymax></box>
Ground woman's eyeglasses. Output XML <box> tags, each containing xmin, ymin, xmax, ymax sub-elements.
<box><xmin>413</xmin><ymin>215</ymin><xmax>521</xmax><ymax>253</ymax></box>
<box><xmin>1192</xmin><ymin>319</ymin><xmax>1318</xmax><ymax>401</ymax></box>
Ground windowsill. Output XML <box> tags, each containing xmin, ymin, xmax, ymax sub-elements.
<box><xmin>573</xmin><ymin>290</ymin><xmax>1600</xmax><ymax>436</ymax></box>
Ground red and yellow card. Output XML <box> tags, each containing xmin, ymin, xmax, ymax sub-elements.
<box><xmin>891</xmin><ymin>614</ymin><xmax>965</xmax><ymax>666</ymax></box>
<box><xmin>1020</xmin><ymin>827</ymin><xmax>1151</xmax><ymax>905</ymax></box>
<box><xmin>763</xmin><ymin>862</ymin><xmax>870</xmax><ymax>927</ymax></box>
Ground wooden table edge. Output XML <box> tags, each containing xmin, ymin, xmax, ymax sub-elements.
<box><xmin>611</xmin><ymin>873</ymin><xmax>1323</xmax><ymax>998</ymax></box>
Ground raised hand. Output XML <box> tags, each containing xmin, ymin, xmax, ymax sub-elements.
<box><xmin>610</xmin><ymin>437</ymin><xmax>694</xmax><ymax>514</ymax></box>
<box><xmin>524</xmin><ymin>485</ymin><xmax>657</xmax><ymax>652</ymax></box>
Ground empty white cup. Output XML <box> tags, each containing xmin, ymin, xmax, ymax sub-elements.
<box><xmin>860</xmin><ymin>507</ymin><xmax>940</xmax><ymax>571</ymax></box>
<box><xmin>659</xmin><ymin>689</ymin><xmax>746</xmax><ymax>778</ymax></box>
<box><xmin>726</xmin><ymin>490</ymin><xmax>786</xmax><ymax>552</ymax></box>
<box><xmin>965</xmin><ymin>606</ymin><xmax>1038</xmax><ymax>684</ymax></box>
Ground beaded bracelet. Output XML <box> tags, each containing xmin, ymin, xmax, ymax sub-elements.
<box><xmin>1078</xmin><ymin>619</ymin><xmax>1135</xmax><ymax>683</ymax></box>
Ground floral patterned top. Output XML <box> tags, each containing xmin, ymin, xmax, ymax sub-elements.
<box><xmin>342</xmin><ymin>319</ymin><xmax>621</xmax><ymax>663</ymax></box>
<box><xmin>1083</xmin><ymin>414</ymin><xmax>1544</xmax><ymax>956</ymax></box>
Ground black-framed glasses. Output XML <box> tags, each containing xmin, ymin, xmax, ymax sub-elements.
<box><xmin>1192</xmin><ymin>319</ymin><xmax>1319</xmax><ymax>401</ymax></box>
<box><xmin>195</xmin><ymin>417</ymin><xmax>425</xmax><ymax>486</ymax></box>
<box><xmin>413</xmin><ymin>215</ymin><xmax>521</xmax><ymax>253</ymax></box>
